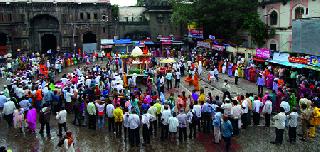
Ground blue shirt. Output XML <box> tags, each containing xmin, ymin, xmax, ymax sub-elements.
<box><xmin>257</xmin><ymin>77</ymin><xmax>265</xmax><ymax>86</ymax></box>
<box><xmin>202</xmin><ymin>102</ymin><xmax>213</xmax><ymax>113</ymax></box>
<box><xmin>0</xmin><ymin>95</ymin><xmax>7</xmax><ymax>108</ymax></box>
<box><xmin>213</xmin><ymin>112</ymin><xmax>222</xmax><ymax>127</ymax></box>
<box><xmin>166</xmin><ymin>72</ymin><xmax>173</xmax><ymax>80</ymax></box>
<box><xmin>222</xmin><ymin>120</ymin><xmax>233</xmax><ymax>138</ymax></box>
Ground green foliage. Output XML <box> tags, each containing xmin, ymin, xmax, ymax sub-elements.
<box><xmin>136</xmin><ymin>0</ymin><xmax>145</xmax><ymax>6</ymax></box>
<box><xmin>111</xmin><ymin>5</ymin><xmax>119</xmax><ymax>21</ymax></box>
<box><xmin>170</xmin><ymin>0</ymin><xmax>196</xmax><ymax>25</ymax></box>
<box><xmin>243</xmin><ymin>13</ymin><xmax>275</xmax><ymax>47</ymax></box>
<box><xmin>170</xmin><ymin>0</ymin><xmax>272</xmax><ymax>45</ymax></box>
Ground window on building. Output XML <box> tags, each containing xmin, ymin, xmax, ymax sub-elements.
<box><xmin>0</xmin><ymin>14</ymin><xmax>3</xmax><ymax>22</ymax></box>
<box><xmin>125</xmin><ymin>17</ymin><xmax>128</xmax><ymax>22</ymax></box>
<box><xmin>270</xmin><ymin>43</ymin><xmax>277</xmax><ymax>51</ymax></box>
<box><xmin>61</xmin><ymin>14</ymin><xmax>66</xmax><ymax>23</ymax></box>
<box><xmin>80</xmin><ymin>12</ymin><xmax>84</xmax><ymax>20</ymax></box>
<box><xmin>20</xmin><ymin>14</ymin><xmax>25</xmax><ymax>22</ymax></box>
<box><xmin>8</xmin><ymin>14</ymin><xmax>12</xmax><ymax>22</ymax></box>
<box><xmin>270</xmin><ymin>11</ymin><xmax>278</xmax><ymax>25</ymax></box>
<box><xmin>295</xmin><ymin>7</ymin><xmax>304</xmax><ymax>19</ymax></box>
<box><xmin>94</xmin><ymin>13</ymin><xmax>98</xmax><ymax>20</ymax></box>
<box><xmin>87</xmin><ymin>13</ymin><xmax>91</xmax><ymax>20</ymax></box>
<box><xmin>102</xmin><ymin>15</ymin><xmax>106</xmax><ymax>20</ymax></box>
<box><xmin>103</xmin><ymin>27</ymin><xmax>106</xmax><ymax>33</ymax></box>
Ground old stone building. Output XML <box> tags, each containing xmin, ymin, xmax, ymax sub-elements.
<box><xmin>0</xmin><ymin>1</ymin><xmax>113</xmax><ymax>54</ymax></box>
<box><xmin>117</xmin><ymin>0</ymin><xmax>183</xmax><ymax>41</ymax></box>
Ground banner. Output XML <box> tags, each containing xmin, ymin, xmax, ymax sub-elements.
<box><xmin>197</xmin><ymin>41</ymin><xmax>211</xmax><ymax>49</ymax></box>
<box><xmin>309</xmin><ymin>56</ymin><xmax>320</xmax><ymax>67</ymax></box>
<box><xmin>187</xmin><ymin>22</ymin><xmax>204</xmax><ymax>39</ymax></box>
<box><xmin>212</xmin><ymin>45</ymin><xmax>225</xmax><ymax>51</ymax></box>
<box><xmin>256</xmin><ymin>48</ymin><xmax>270</xmax><ymax>59</ymax></box>
<box><xmin>288</xmin><ymin>57</ymin><xmax>309</xmax><ymax>64</ymax></box>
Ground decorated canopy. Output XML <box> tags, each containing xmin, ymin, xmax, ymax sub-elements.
<box><xmin>160</xmin><ymin>58</ymin><xmax>176</xmax><ymax>64</ymax></box>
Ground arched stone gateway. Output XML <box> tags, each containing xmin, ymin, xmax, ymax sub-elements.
<box><xmin>30</xmin><ymin>14</ymin><xmax>60</xmax><ymax>54</ymax></box>
<box><xmin>0</xmin><ymin>32</ymin><xmax>8</xmax><ymax>56</ymax></box>
<box><xmin>82</xmin><ymin>32</ymin><xmax>97</xmax><ymax>54</ymax></box>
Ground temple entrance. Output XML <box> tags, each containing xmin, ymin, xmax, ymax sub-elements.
<box><xmin>30</xmin><ymin>14</ymin><xmax>59</xmax><ymax>54</ymax></box>
<box><xmin>41</xmin><ymin>34</ymin><xmax>57</xmax><ymax>53</ymax></box>
<box><xmin>82</xmin><ymin>32</ymin><xmax>97</xmax><ymax>54</ymax></box>
<box><xmin>0</xmin><ymin>33</ymin><xmax>7</xmax><ymax>56</ymax></box>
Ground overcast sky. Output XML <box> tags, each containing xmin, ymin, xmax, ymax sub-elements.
<box><xmin>110</xmin><ymin>0</ymin><xmax>137</xmax><ymax>6</ymax></box>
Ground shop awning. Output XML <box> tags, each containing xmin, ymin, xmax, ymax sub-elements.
<box><xmin>253</xmin><ymin>57</ymin><xmax>265</xmax><ymax>62</ymax></box>
<box><xmin>101</xmin><ymin>39</ymin><xmax>114</xmax><ymax>45</ymax></box>
<box><xmin>267</xmin><ymin>60</ymin><xmax>306</xmax><ymax>68</ymax></box>
<box><xmin>114</xmin><ymin>39</ymin><xmax>132</xmax><ymax>44</ymax></box>
<box><xmin>144</xmin><ymin>41</ymin><xmax>155</xmax><ymax>45</ymax></box>
<box><xmin>306</xmin><ymin>66</ymin><xmax>320</xmax><ymax>72</ymax></box>
<box><xmin>172</xmin><ymin>41</ymin><xmax>184</xmax><ymax>45</ymax></box>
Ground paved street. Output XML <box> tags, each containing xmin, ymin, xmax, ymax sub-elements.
<box><xmin>0</xmin><ymin>63</ymin><xmax>319</xmax><ymax>152</ymax></box>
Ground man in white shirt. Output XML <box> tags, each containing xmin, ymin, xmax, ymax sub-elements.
<box><xmin>262</xmin><ymin>98</ymin><xmax>273</xmax><ymax>127</ymax></box>
<box><xmin>65</xmin><ymin>89</ymin><xmax>74</xmax><ymax>113</ymax></box>
<box><xmin>56</xmin><ymin>106</ymin><xmax>67</xmax><ymax>136</ymax></box>
<box><xmin>231</xmin><ymin>100</ymin><xmax>242</xmax><ymax>135</ymax></box>
<box><xmin>174</xmin><ymin>70</ymin><xmax>181</xmax><ymax>88</ymax></box>
<box><xmin>234</xmin><ymin>69</ymin><xmax>239</xmax><ymax>85</ymax></box>
<box><xmin>271</xmin><ymin>107</ymin><xmax>286</xmax><ymax>145</ymax></box>
<box><xmin>252</xmin><ymin>96</ymin><xmax>263</xmax><ymax>125</ymax></box>
<box><xmin>161</xmin><ymin>105</ymin><xmax>171</xmax><ymax>140</ymax></box>
<box><xmin>280</xmin><ymin>100</ymin><xmax>290</xmax><ymax>113</ymax></box>
<box><xmin>168</xmin><ymin>112</ymin><xmax>179</xmax><ymax>141</ymax></box>
<box><xmin>3</xmin><ymin>99</ymin><xmax>16</xmax><ymax>127</ymax></box>
<box><xmin>241</xmin><ymin>97</ymin><xmax>249</xmax><ymax>129</ymax></box>
<box><xmin>106</xmin><ymin>101</ymin><xmax>115</xmax><ymax>132</ymax></box>
<box><xmin>128</xmin><ymin>111</ymin><xmax>140</xmax><ymax>146</ymax></box>
<box><xmin>287</xmin><ymin>108</ymin><xmax>298</xmax><ymax>143</ymax></box>
<box><xmin>141</xmin><ymin>110</ymin><xmax>155</xmax><ymax>144</ymax></box>
<box><xmin>193</xmin><ymin>101</ymin><xmax>202</xmax><ymax>132</ymax></box>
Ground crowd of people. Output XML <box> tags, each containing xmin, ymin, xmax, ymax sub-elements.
<box><xmin>0</xmin><ymin>51</ymin><xmax>319</xmax><ymax>152</ymax></box>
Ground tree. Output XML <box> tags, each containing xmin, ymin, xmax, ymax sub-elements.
<box><xmin>242</xmin><ymin>13</ymin><xmax>275</xmax><ymax>47</ymax></box>
<box><xmin>170</xmin><ymin>0</ymin><xmax>270</xmax><ymax>45</ymax></box>
<box><xmin>136</xmin><ymin>0</ymin><xmax>145</xmax><ymax>6</ymax></box>
<box><xmin>111</xmin><ymin>5</ymin><xmax>119</xmax><ymax>21</ymax></box>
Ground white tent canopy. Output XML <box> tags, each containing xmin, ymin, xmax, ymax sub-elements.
<box><xmin>131</xmin><ymin>46</ymin><xmax>143</xmax><ymax>57</ymax></box>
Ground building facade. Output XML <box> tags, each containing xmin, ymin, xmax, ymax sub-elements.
<box><xmin>257</xmin><ymin>0</ymin><xmax>320</xmax><ymax>52</ymax></box>
<box><xmin>117</xmin><ymin>0</ymin><xmax>183</xmax><ymax>41</ymax></box>
<box><xmin>0</xmin><ymin>1</ymin><xmax>113</xmax><ymax>54</ymax></box>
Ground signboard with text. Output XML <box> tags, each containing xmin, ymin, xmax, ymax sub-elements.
<box><xmin>197</xmin><ymin>41</ymin><xmax>211</xmax><ymax>49</ymax></box>
<box><xmin>256</xmin><ymin>48</ymin><xmax>270</xmax><ymax>59</ymax></box>
<box><xmin>187</xmin><ymin>22</ymin><xmax>204</xmax><ymax>39</ymax></box>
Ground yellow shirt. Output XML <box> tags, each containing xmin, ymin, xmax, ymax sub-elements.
<box><xmin>113</xmin><ymin>107</ymin><xmax>123</xmax><ymax>122</ymax></box>
<box><xmin>198</xmin><ymin>93</ymin><xmax>205</xmax><ymax>103</ymax></box>
<box><xmin>154</xmin><ymin>102</ymin><xmax>162</xmax><ymax>115</ymax></box>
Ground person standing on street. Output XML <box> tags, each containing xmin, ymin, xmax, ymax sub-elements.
<box><xmin>87</xmin><ymin>100</ymin><xmax>97</xmax><ymax>130</ymax></box>
<box><xmin>252</xmin><ymin>96</ymin><xmax>263</xmax><ymax>126</ymax></box>
<box><xmin>187</xmin><ymin>105</ymin><xmax>196</xmax><ymax>139</ymax></box>
<box><xmin>113</xmin><ymin>104</ymin><xmax>123</xmax><ymax>136</ymax></box>
<box><xmin>174</xmin><ymin>70</ymin><xmax>181</xmax><ymax>88</ymax></box>
<box><xmin>177</xmin><ymin>109</ymin><xmax>188</xmax><ymax>142</ymax></box>
<box><xmin>270</xmin><ymin>107</ymin><xmax>286</xmax><ymax>145</ymax></box>
<box><xmin>231</xmin><ymin>100</ymin><xmax>242</xmax><ymax>136</ymax></box>
<box><xmin>287</xmin><ymin>107</ymin><xmax>298</xmax><ymax>143</ymax></box>
<box><xmin>106</xmin><ymin>100</ymin><xmax>115</xmax><ymax>132</ymax></box>
<box><xmin>257</xmin><ymin>74</ymin><xmax>265</xmax><ymax>95</ymax></box>
<box><xmin>56</xmin><ymin>106</ymin><xmax>67</xmax><ymax>136</ymax></box>
<box><xmin>262</xmin><ymin>97</ymin><xmax>273</xmax><ymax>127</ymax></box>
<box><xmin>161</xmin><ymin>105</ymin><xmax>171</xmax><ymax>140</ymax></box>
<box><xmin>3</xmin><ymin>98</ymin><xmax>16</xmax><ymax>128</ymax></box>
<box><xmin>128</xmin><ymin>110</ymin><xmax>140</xmax><ymax>147</ymax></box>
<box><xmin>141</xmin><ymin>109</ymin><xmax>154</xmax><ymax>145</ymax></box>
<box><xmin>39</xmin><ymin>103</ymin><xmax>51</xmax><ymax>137</ymax></box>
<box><xmin>166</xmin><ymin>70</ymin><xmax>173</xmax><ymax>90</ymax></box>
<box><xmin>221</xmin><ymin>115</ymin><xmax>233</xmax><ymax>152</ymax></box>
<box><xmin>234</xmin><ymin>68</ymin><xmax>239</xmax><ymax>85</ymax></box>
